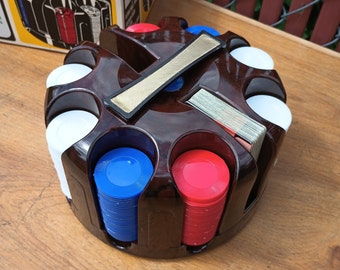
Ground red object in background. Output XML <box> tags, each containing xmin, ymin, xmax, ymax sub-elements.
<box><xmin>55</xmin><ymin>7</ymin><xmax>77</xmax><ymax>44</ymax></box>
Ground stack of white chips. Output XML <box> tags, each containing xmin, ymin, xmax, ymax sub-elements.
<box><xmin>45</xmin><ymin>64</ymin><xmax>98</xmax><ymax>199</ymax></box>
<box><xmin>230</xmin><ymin>47</ymin><xmax>292</xmax><ymax>131</ymax></box>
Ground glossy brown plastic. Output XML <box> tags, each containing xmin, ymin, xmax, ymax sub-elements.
<box><xmin>44</xmin><ymin>16</ymin><xmax>288</xmax><ymax>258</ymax></box>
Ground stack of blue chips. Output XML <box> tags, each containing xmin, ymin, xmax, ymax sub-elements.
<box><xmin>93</xmin><ymin>147</ymin><xmax>154</xmax><ymax>242</ymax></box>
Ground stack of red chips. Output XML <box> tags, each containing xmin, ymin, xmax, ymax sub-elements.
<box><xmin>172</xmin><ymin>149</ymin><xmax>230</xmax><ymax>246</ymax></box>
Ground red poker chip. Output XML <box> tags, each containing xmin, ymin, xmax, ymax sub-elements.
<box><xmin>185</xmin><ymin>191</ymin><xmax>227</xmax><ymax>208</ymax></box>
<box><xmin>172</xmin><ymin>149</ymin><xmax>230</xmax><ymax>204</ymax></box>
<box><xmin>126</xmin><ymin>23</ymin><xmax>160</xmax><ymax>33</ymax></box>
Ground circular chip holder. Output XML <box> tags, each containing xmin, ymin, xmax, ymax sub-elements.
<box><xmin>44</xmin><ymin>16</ymin><xmax>292</xmax><ymax>258</ymax></box>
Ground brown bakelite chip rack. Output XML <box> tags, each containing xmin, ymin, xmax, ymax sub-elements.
<box><xmin>44</xmin><ymin>16</ymin><xmax>289</xmax><ymax>258</ymax></box>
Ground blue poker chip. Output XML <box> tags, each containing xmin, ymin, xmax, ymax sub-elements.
<box><xmin>106</xmin><ymin>228</ymin><xmax>137</xmax><ymax>242</ymax></box>
<box><xmin>186</xmin><ymin>25</ymin><xmax>220</xmax><ymax>36</ymax></box>
<box><xmin>101</xmin><ymin>201</ymin><xmax>137</xmax><ymax>214</ymax></box>
<box><xmin>94</xmin><ymin>147</ymin><xmax>154</xmax><ymax>199</ymax></box>
<box><xmin>101</xmin><ymin>210</ymin><xmax>137</xmax><ymax>220</ymax></box>
<box><xmin>165</xmin><ymin>77</ymin><xmax>184</xmax><ymax>92</ymax></box>
<box><xmin>102</xmin><ymin>217</ymin><xmax>137</xmax><ymax>227</ymax></box>
<box><xmin>102</xmin><ymin>220</ymin><xmax>134</xmax><ymax>228</ymax></box>
<box><xmin>100</xmin><ymin>204</ymin><xmax>138</xmax><ymax>213</ymax></box>
<box><xmin>98</xmin><ymin>195</ymin><xmax>138</xmax><ymax>207</ymax></box>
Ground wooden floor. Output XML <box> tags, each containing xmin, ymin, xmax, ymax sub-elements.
<box><xmin>1</xmin><ymin>0</ymin><xmax>339</xmax><ymax>269</ymax></box>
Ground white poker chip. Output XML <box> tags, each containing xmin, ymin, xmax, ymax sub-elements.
<box><xmin>246</xmin><ymin>95</ymin><xmax>292</xmax><ymax>131</ymax></box>
<box><xmin>230</xmin><ymin>47</ymin><xmax>274</xmax><ymax>70</ymax></box>
<box><xmin>46</xmin><ymin>63</ymin><xmax>92</xmax><ymax>88</ymax></box>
